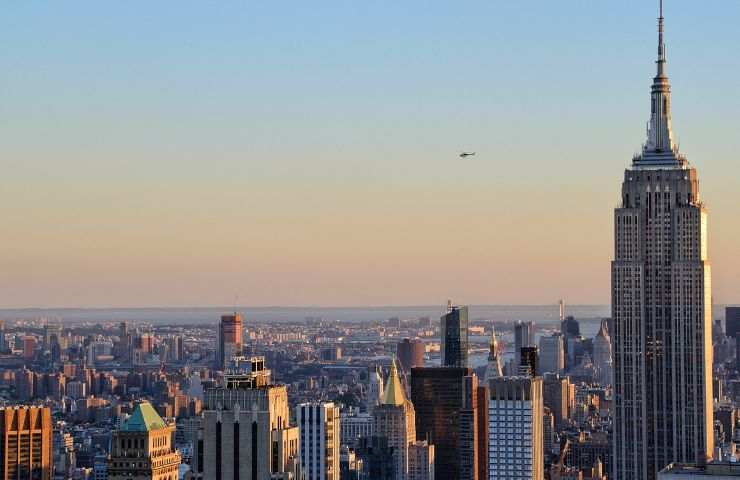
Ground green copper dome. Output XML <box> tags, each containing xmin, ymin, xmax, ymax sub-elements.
<box><xmin>121</xmin><ymin>401</ymin><xmax>166</xmax><ymax>432</ymax></box>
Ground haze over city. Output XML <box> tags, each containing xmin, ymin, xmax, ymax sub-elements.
<box><xmin>3</xmin><ymin>1</ymin><xmax>740</xmax><ymax>308</ymax></box>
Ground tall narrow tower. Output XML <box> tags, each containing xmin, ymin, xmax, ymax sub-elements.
<box><xmin>611</xmin><ymin>2</ymin><xmax>713</xmax><ymax>479</ymax></box>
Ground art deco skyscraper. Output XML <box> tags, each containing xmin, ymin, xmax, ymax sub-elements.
<box><xmin>612</xmin><ymin>3</ymin><xmax>713</xmax><ymax>478</ymax></box>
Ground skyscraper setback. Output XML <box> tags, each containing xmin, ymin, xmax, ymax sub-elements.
<box><xmin>611</xmin><ymin>3</ymin><xmax>713</xmax><ymax>479</ymax></box>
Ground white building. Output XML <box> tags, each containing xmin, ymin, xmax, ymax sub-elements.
<box><xmin>488</xmin><ymin>376</ymin><xmax>543</xmax><ymax>480</ymax></box>
<box><xmin>297</xmin><ymin>402</ymin><xmax>341</xmax><ymax>480</ymax></box>
<box><xmin>592</xmin><ymin>320</ymin><xmax>612</xmax><ymax>386</ymax></box>
<box><xmin>340</xmin><ymin>409</ymin><xmax>374</xmax><ymax>447</ymax></box>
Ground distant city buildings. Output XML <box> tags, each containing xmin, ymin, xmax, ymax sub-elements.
<box><xmin>0</xmin><ymin>406</ymin><xmax>53</xmax><ymax>480</ymax></box>
<box><xmin>539</xmin><ymin>334</ymin><xmax>564</xmax><ymax>375</ymax></box>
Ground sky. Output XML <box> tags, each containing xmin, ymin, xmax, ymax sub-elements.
<box><xmin>2</xmin><ymin>1</ymin><xmax>739</xmax><ymax>308</ymax></box>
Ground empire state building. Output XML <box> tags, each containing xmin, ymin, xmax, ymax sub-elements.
<box><xmin>611</xmin><ymin>2</ymin><xmax>713</xmax><ymax>479</ymax></box>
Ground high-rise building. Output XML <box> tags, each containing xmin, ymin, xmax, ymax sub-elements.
<box><xmin>485</xmin><ymin>328</ymin><xmax>503</xmax><ymax>382</ymax></box>
<box><xmin>408</xmin><ymin>441</ymin><xmax>435</xmax><ymax>480</ymax></box>
<box><xmin>543</xmin><ymin>407</ymin><xmax>555</xmax><ymax>456</ymax></box>
<box><xmin>514</xmin><ymin>321</ymin><xmax>535</xmax><ymax>368</ymax></box>
<box><xmin>107</xmin><ymin>402</ymin><xmax>181</xmax><ymax>480</ymax></box>
<box><xmin>488</xmin><ymin>376</ymin><xmax>544</xmax><ymax>480</ymax></box>
<box><xmin>216</xmin><ymin>313</ymin><xmax>243</xmax><ymax>370</ymax></box>
<box><xmin>297</xmin><ymin>402</ymin><xmax>340</xmax><ymax>480</ymax></box>
<box><xmin>592</xmin><ymin>320</ymin><xmax>613</xmax><ymax>386</ymax></box>
<box><xmin>43</xmin><ymin>322</ymin><xmax>62</xmax><ymax>351</ymax></box>
<box><xmin>440</xmin><ymin>302</ymin><xmax>469</xmax><ymax>368</ymax></box>
<box><xmin>411</xmin><ymin>367</ymin><xmax>485</xmax><ymax>480</ymax></box>
<box><xmin>0</xmin><ymin>406</ymin><xmax>53</xmax><ymax>480</ymax></box>
<box><xmin>561</xmin><ymin>316</ymin><xmax>580</xmax><ymax>338</ymax></box>
<box><xmin>612</xmin><ymin>3</ymin><xmax>713</xmax><ymax>478</ymax></box>
<box><xmin>539</xmin><ymin>334</ymin><xmax>564</xmax><ymax>375</ymax></box>
<box><xmin>340</xmin><ymin>409</ymin><xmax>374</xmax><ymax>448</ymax></box>
<box><xmin>197</xmin><ymin>356</ymin><xmax>301</xmax><ymax>480</ymax></box>
<box><xmin>354</xmin><ymin>436</ymin><xmax>395</xmax><ymax>480</ymax></box>
<box><xmin>725</xmin><ymin>307</ymin><xmax>740</xmax><ymax>338</ymax></box>
<box><xmin>519</xmin><ymin>347</ymin><xmax>538</xmax><ymax>377</ymax></box>
<box><xmin>366</xmin><ymin>365</ymin><xmax>384</xmax><ymax>413</ymax></box>
<box><xmin>726</xmin><ymin>307</ymin><xmax>740</xmax><ymax>373</ymax></box>
<box><xmin>460</xmin><ymin>374</ymin><xmax>488</xmax><ymax>480</ymax></box>
<box><xmin>397</xmin><ymin>339</ymin><xmax>425</xmax><ymax>373</ymax></box>
<box><xmin>543</xmin><ymin>373</ymin><xmax>571</xmax><ymax>429</ymax></box>
<box><xmin>22</xmin><ymin>336</ymin><xmax>36</xmax><ymax>359</ymax></box>
<box><xmin>373</xmin><ymin>360</ymin><xmax>416</xmax><ymax>480</ymax></box>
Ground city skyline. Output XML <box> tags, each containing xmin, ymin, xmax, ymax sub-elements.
<box><xmin>3</xmin><ymin>1</ymin><xmax>740</xmax><ymax>308</ymax></box>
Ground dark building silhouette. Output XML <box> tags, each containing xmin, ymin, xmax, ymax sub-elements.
<box><xmin>411</xmin><ymin>367</ymin><xmax>485</xmax><ymax>480</ymax></box>
<box><xmin>459</xmin><ymin>374</ymin><xmax>488</xmax><ymax>480</ymax></box>
<box><xmin>355</xmin><ymin>436</ymin><xmax>395</xmax><ymax>480</ymax></box>
<box><xmin>440</xmin><ymin>303</ymin><xmax>469</xmax><ymax>368</ymax></box>
<box><xmin>519</xmin><ymin>346</ymin><xmax>539</xmax><ymax>377</ymax></box>
<box><xmin>561</xmin><ymin>316</ymin><xmax>580</xmax><ymax>338</ymax></box>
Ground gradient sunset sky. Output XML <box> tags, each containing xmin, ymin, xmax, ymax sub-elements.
<box><xmin>2</xmin><ymin>1</ymin><xmax>739</xmax><ymax>308</ymax></box>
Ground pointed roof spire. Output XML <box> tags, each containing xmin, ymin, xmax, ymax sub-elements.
<box><xmin>657</xmin><ymin>0</ymin><xmax>667</xmax><ymax>77</ymax></box>
<box><xmin>485</xmin><ymin>327</ymin><xmax>504</xmax><ymax>381</ymax></box>
<box><xmin>121</xmin><ymin>401</ymin><xmax>166</xmax><ymax>432</ymax></box>
<box><xmin>382</xmin><ymin>358</ymin><xmax>406</xmax><ymax>406</ymax></box>
<box><xmin>488</xmin><ymin>326</ymin><xmax>499</xmax><ymax>360</ymax></box>
<box><xmin>637</xmin><ymin>0</ymin><xmax>684</xmax><ymax>167</ymax></box>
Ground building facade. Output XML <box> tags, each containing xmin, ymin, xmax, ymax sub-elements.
<box><xmin>373</xmin><ymin>360</ymin><xmax>416</xmax><ymax>480</ymax></box>
<box><xmin>488</xmin><ymin>376</ymin><xmax>544</xmax><ymax>480</ymax></box>
<box><xmin>440</xmin><ymin>303</ymin><xmax>469</xmax><ymax>368</ymax></box>
<box><xmin>539</xmin><ymin>334</ymin><xmax>564</xmax><ymax>375</ymax></box>
<box><xmin>411</xmin><ymin>367</ymin><xmax>485</xmax><ymax>480</ymax></box>
<box><xmin>107</xmin><ymin>402</ymin><xmax>181</xmax><ymax>480</ymax></box>
<box><xmin>514</xmin><ymin>321</ymin><xmax>535</xmax><ymax>368</ymax></box>
<box><xmin>0</xmin><ymin>406</ymin><xmax>53</xmax><ymax>480</ymax></box>
<box><xmin>408</xmin><ymin>441</ymin><xmax>435</xmax><ymax>480</ymax></box>
<box><xmin>196</xmin><ymin>357</ymin><xmax>301</xmax><ymax>480</ymax></box>
<box><xmin>611</xmin><ymin>4</ymin><xmax>713</xmax><ymax>479</ymax></box>
<box><xmin>216</xmin><ymin>313</ymin><xmax>243</xmax><ymax>370</ymax></box>
<box><xmin>397</xmin><ymin>339</ymin><xmax>425</xmax><ymax>374</ymax></box>
<box><xmin>297</xmin><ymin>402</ymin><xmax>340</xmax><ymax>480</ymax></box>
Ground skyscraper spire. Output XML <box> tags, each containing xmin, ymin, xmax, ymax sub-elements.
<box><xmin>657</xmin><ymin>0</ymin><xmax>666</xmax><ymax>77</ymax></box>
<box><xmin>638</xmin><ymin>0</ymin><xmax>685</xmax><ymax>167</ymax></box>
